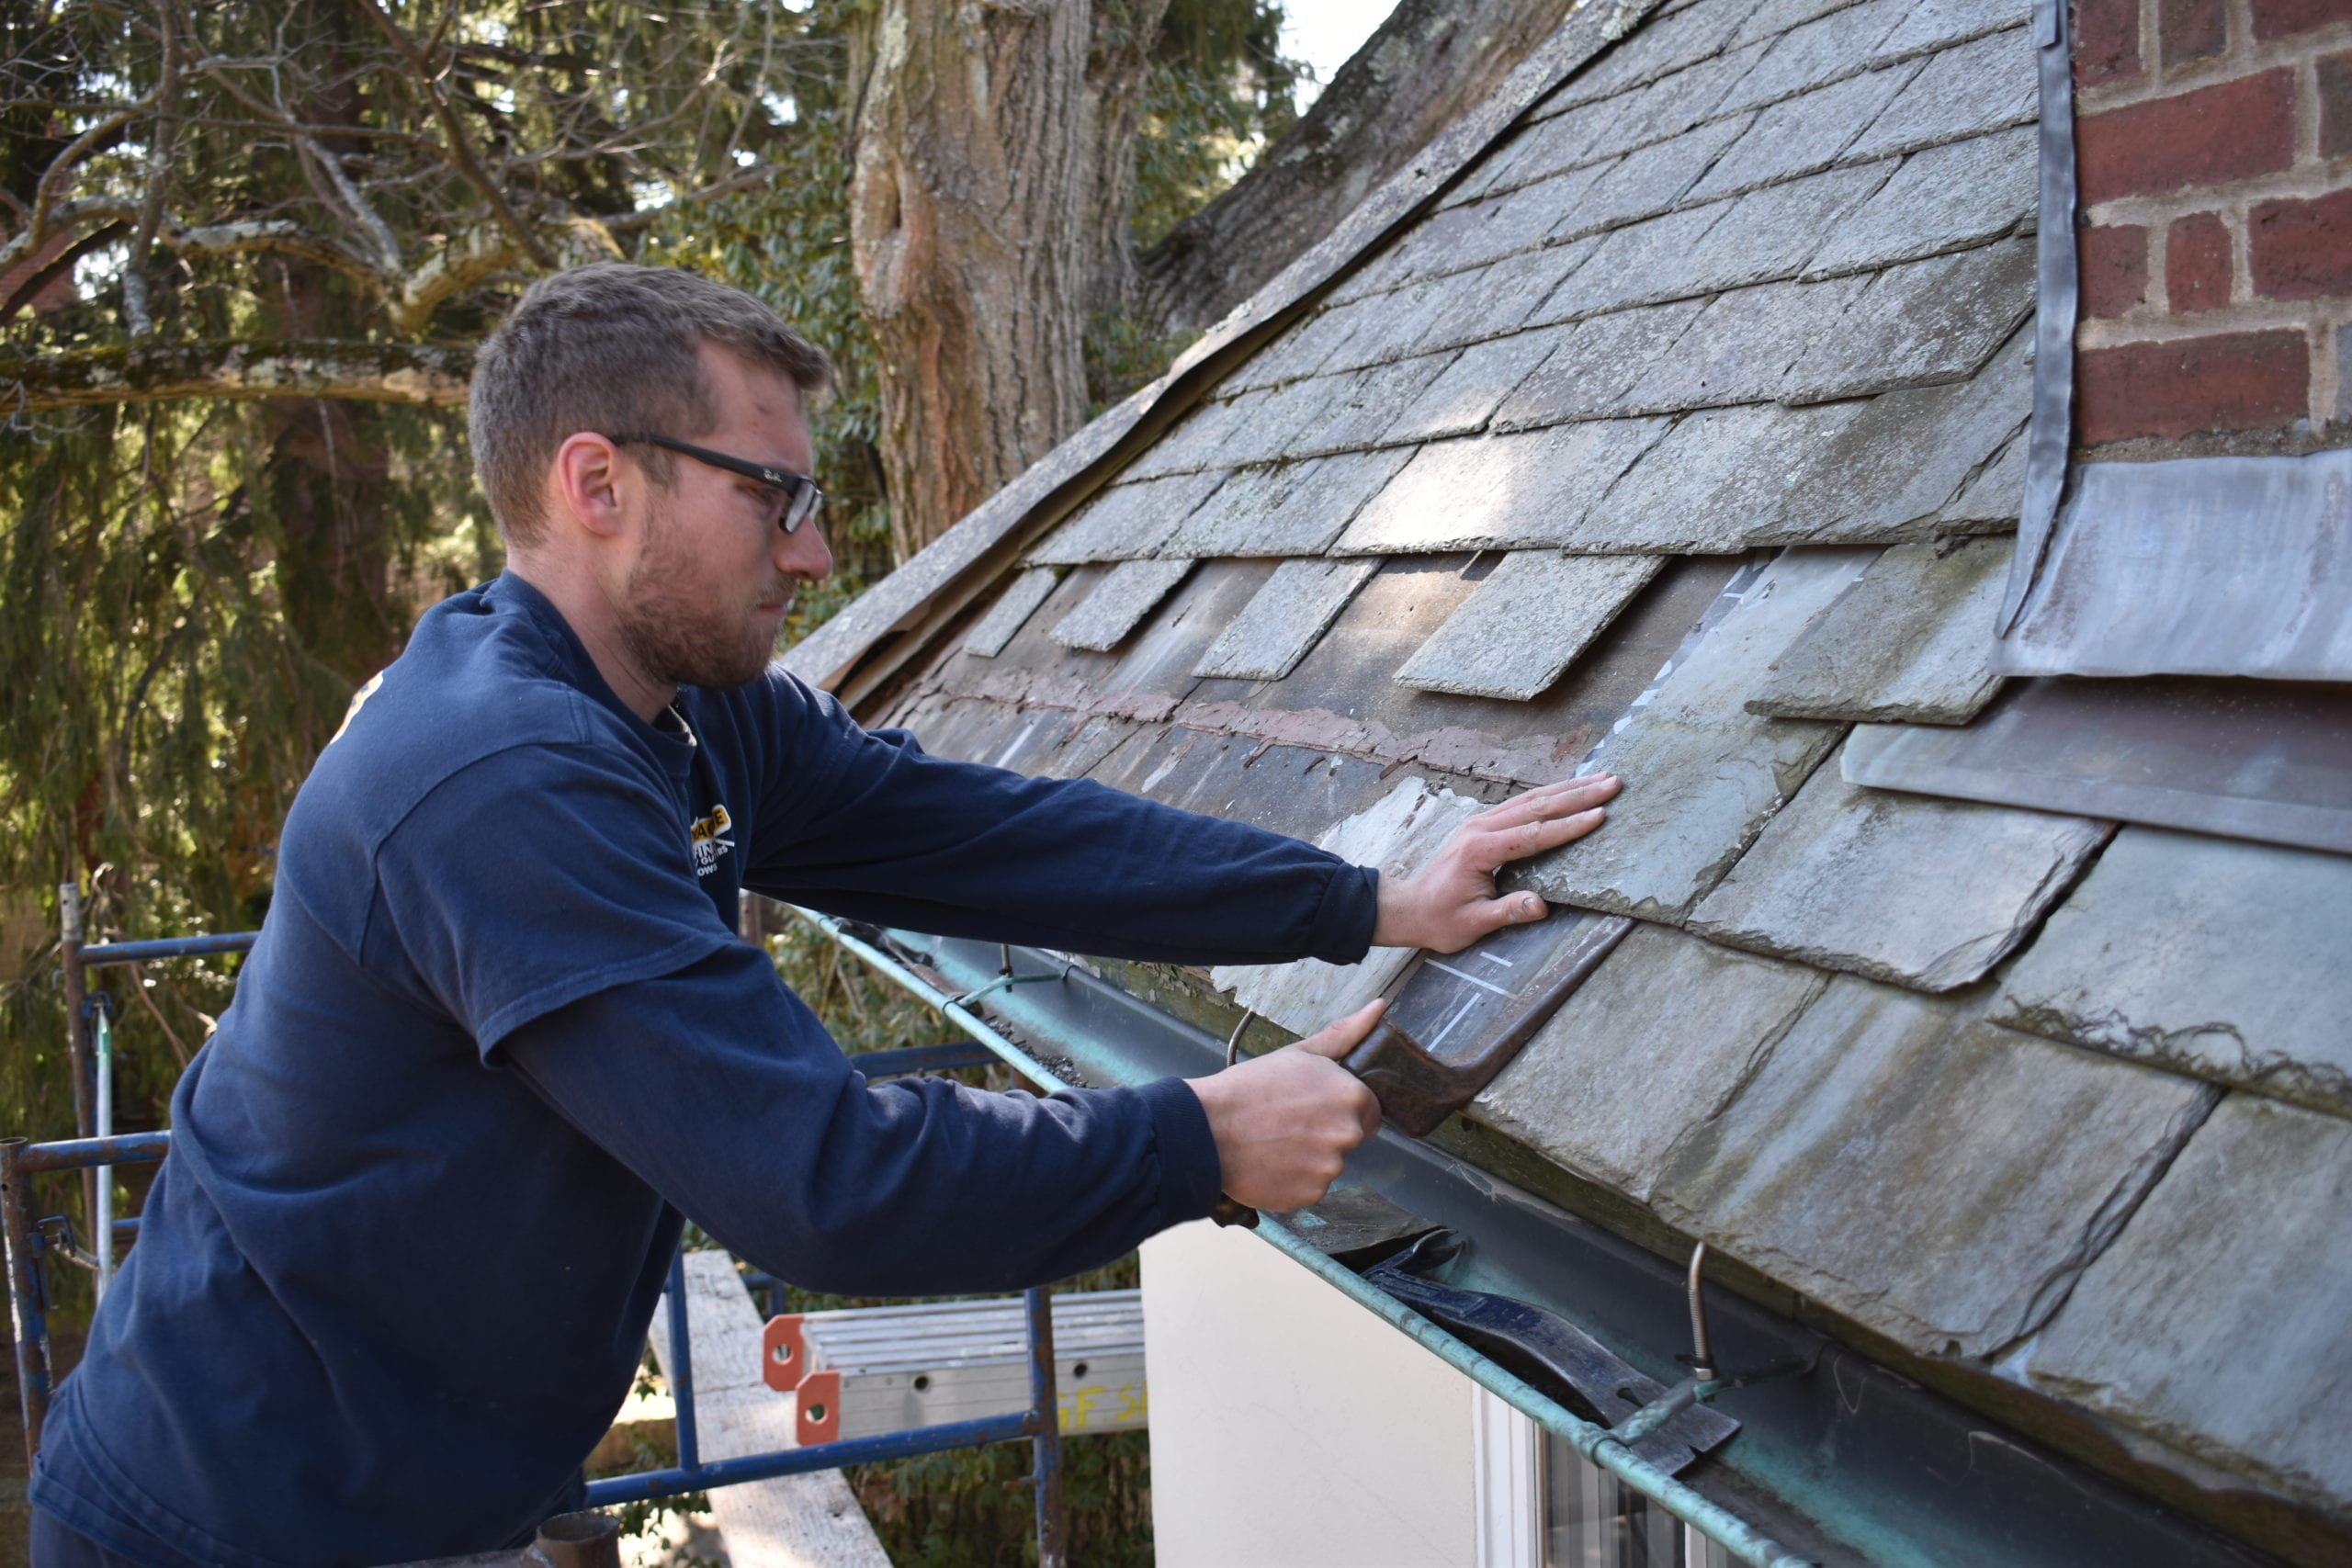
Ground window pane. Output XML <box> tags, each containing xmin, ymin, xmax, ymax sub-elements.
<box><xmin>1541</xmin><ymin>1434</ymin><xmax>1729</xmax><ymax>1568</ymax></box>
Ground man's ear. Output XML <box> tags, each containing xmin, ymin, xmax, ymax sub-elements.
<box><xmin>550</xmin><ymin>433</ymin><xmax>629</xmax><ymax>541</ymax></box>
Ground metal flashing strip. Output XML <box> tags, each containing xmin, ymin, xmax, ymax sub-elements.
<box><xmin>802</xmin><ymin>912</ymin><xmax>2280</xmax><ymax>1568</ymax></box>
<box><xmin>1996</xmin><ymin>0</ymin><xmax>2079</xmax><ymax>636</ymax></box>
<box><xmin>1990</xmin><ymin>448</ymin><xmax>2352</xmax><ymax>679</ymax></box>
<box><xmin>1845</xmin><ymin>676</ymin><xmax>2352</xmax><ymax>856</ymax></box>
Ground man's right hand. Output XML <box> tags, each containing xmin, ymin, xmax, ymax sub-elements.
<box><xmin>1186</xmin><ymin>1000</ymin><xmax>1386</xmax><ymax>1213</ymax></box>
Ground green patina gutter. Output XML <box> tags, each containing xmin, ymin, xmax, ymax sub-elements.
<box><xmin>799</xmin><ymin>908</ymin><xmax>1817</xmax><ymax>1568</ymax></box>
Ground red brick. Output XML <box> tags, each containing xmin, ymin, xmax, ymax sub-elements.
<box><xmin>2076</xmin><ymin>331</ymin><xmax>2310</xmax><ymax>444</ymax></box>
<box><xmin>2249</xmin><ymin>188</ymin><xmax>2352</xmax><ymax>299</ymax></box>
<box><xmin>2322</xmin><ymin>50</ymin><xmax>2352</xmax><ymax>159</ymax></box>
<box><xmin>2075</xmin><ymin>0</ymin><xmax>2144</xmax><ymax>86</ymax></box>
<box><xmin>2080</xmin><ymin>223</ymin><xmax>2151</xmax><ymax>316</ymax></box>
<box><xmin>2165</xmin><ymin>213</ymin><xmax>2233</xmax><ymax>311</ymax></box>
<box><xmin>2248</xmin><ymin>0</ymin><xmax>2352</xmax><ymax>41</ymax></box>
<box><xmin>2075</xmin><ymin>69</ymin><xmax>2297</xmax><ymax>204</ymax></box>
<box><xmin>2161</xmin><ymin>0</ymin><xmax>2230</xmax><ymax>62</ymax></box>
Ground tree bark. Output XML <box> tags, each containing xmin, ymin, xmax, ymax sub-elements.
<box><xmin>845</xmin><ymin>0</ymin><xmax>1158</xmax><ymax>561</ymax></box>
<box><xmin>1136</xmin><ymin>0</ymin><xmax>1573</xmax><ymax>333</ymax></box>
<box><xmin>0</xmin><ymin>340</ymin><xmax>472</xmax><ymax>411</ymax></box>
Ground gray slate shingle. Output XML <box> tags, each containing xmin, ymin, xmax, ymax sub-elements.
<box><xmin>1192</xmin><ymin>558</ymin><xmax>1381</xmax><ymax>682</ymax></box>
<box><xmin>1715</xmin><ymin>0</ymin><xmax>1909</xmax><ymax>115</ymax></box>
<box><xmin>1048</xmin><ymin>557</ymin><xmax>1195</xmax><ymax>650</ymax></box>
<box><xmin>1551</xmin><ymin>0</ymin><xmax>1755</xmax><ymax>108</ymax></box>
<box><xmin>1686</xmin><ymin>755</ymin><xmax>2110</xmax><ymax>990</ymax></box>
<box><xmin>1473</xmin><ymin>924</ymin><xmax>1829</xmax><ymax>1201</ymax></box>
<box><xmin>1747</xmin><ymin>536</ymin><xmax>2011</xmax><ymax>722</ymax></box>
<box><xmin>1568</xmin><ymin>401</ymin><xmax>1870</xmax><ymax>552</ymax></box>
<box><xmin>2024</xmin><ymin>1095</ymin><xmax>2352</xmax><ymax>1515</ymax></box>
<box><xmin>1494</xmin><ymin>299</ymin><xmax>1708</xmax><ymax>428</ymax></box>
<box><xmin>1805</xmin><ymin>124</ymin><xmax>2036</xmax><ymax>277</ymax></box>
<box><xmin>1785</xmin><ymin>236</ymin><xmax>2037</xmax><ymax>402</ymax></box>
<box><xmin>1654</xmin><ymin>977</ymin><xmax>2219</xmax><ymax>1359</ymax></box>
<box><xmin>1383</xmin><ymin>331</ymin><xmax>1566</xmax><ymax>445</ymax></box>
<box><xmin>1412</xmin><ymin>241</ymin><xmax>1600</xmax><ymax>355</ymax></box>
<box><xmin>1943</xmin><ymin>423</ymin><xmax>2027</xmax><ymax>524</ymax></box>
<box><xmin>1684</xmin><ymin>60</ymin><xmax>1919</xmax><ymax>203</ymax></box>
<box><xmin>1031</xmin><ymin>468</ymin><xmax>1229</xmax><ymax>564</ymax></box>
<box><xmin>962</xmin><ymin>567</ymin><xmax>1060</xmax><ymax>659</ymax></box>
<box><xmin>1621</xmin><ymin>274</ymin><xmax>1871</xmax><ymax>411</ymax></box>
<box><xmin>1585</xmin><ymin>40</ymin><xmax>1770</xmax><ymax>159</ymax></box>
<box><xmin>1162</xmin><ymin>448</ymin><xmax>1416</xmax><ymax>558</ymax></box>
<box><xmin>1515</xmin><ymin>549</ymin><xmax>1871</xmax><ymax>920</ymax></box>
<box><xmin>1335</xmin><ymin>420</ymin><xmax>1673</xmax><ymax>556</ymax></box>
<box><xmin>1995</xmin><ymin>829</ymin><xmax>2352</xmax><ymax>1117</ymax></box>
<box><xmin>1395</xmin><ymin>551</ymin><xmax>1666</xmax><ymax>699</ymax></box>
<box><xmin>1555</xmin><ymin>114</ymin><xmax>1756</xmax><ymax>243</ymax></box>
<box><xmin>1873</xmin><ymin>0</ymin><xmax>2030</xmax><ymax>57</ymax></box>
<box><xmin>1846</xmin><ymin>26</ymin><xmax>2035</xmax><ymax>161</ymax></box>
<box><xmin>1295</xmin><ymin>352</ymin><xmax>1463</xmax><ymax>456</ymax></box>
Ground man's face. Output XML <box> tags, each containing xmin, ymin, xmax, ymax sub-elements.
<box><xmin>614</xmin><ymin>344</ymin><xmax>832</xmax><ymax>693</ymax></box>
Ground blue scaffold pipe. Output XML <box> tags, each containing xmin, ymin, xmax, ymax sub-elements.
<box><xmin>582</xmin><ymin>1407</ymin><xmax>1043</xmax><ymax>1506</ymax></box>
<box><xmin>664</xmin><ymin>1245</ymin><xmax>699</xmax><ymax>1472</ymax></box>
<box><xmin>75</xmin><ymin>932</ymin><xmax>259</xmax><ymax>966</ymax></box>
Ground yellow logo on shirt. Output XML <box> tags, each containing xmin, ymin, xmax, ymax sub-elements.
<box><xmin>690</xmin><ymin>803</ymin><xmax>734</xmax><ymax>879</ymax></box>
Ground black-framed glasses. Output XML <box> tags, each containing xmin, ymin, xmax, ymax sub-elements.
<box><xmin>606</xmin><ymin>432</ymin><xmax>824</xmax><ymax>534</ymax></box>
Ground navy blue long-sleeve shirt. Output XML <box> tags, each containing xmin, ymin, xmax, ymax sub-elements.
<box><xmin>31</xmin><ymin>572</ymin><xmax>1377</xmax><ymax>1566</ymax></box>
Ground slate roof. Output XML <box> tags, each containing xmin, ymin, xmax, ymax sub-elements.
<box><xmin>793</xmin><ymin>0</ymin><xmax>2351</xmax><ymax>1555</ymax></box>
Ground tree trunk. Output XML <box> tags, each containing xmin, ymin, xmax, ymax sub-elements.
<box><xmin>847</xmin><ymin>0</ymin><xmax>1156</xmax><ymax>562</ymax></box>
<box><xmin>1136</xmin><ymin>0</ymin><xmax>1573</xmax><ymax>333</ymax></box>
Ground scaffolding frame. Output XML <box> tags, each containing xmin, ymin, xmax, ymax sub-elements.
<box><xmin>6</xmin><ymin>911</ymin><xmax>1070</xmax><ymax>1564</ymax></box>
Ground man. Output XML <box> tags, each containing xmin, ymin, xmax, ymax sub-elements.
<box><xmin>30</xmin><ymin>264</ymin><xmax>1619</xmax><ymax>1564</ymax></box>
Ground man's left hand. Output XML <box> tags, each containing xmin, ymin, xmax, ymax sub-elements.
<box><xmin>1370</xmin><ymin>773</ymin><xmax>1620</xmax><ymax>953</ymax></box>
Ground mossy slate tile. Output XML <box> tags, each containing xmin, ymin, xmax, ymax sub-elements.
<box><xmin>1805</xmin><ymin>124</ymin><xmax>2035</xmax><ymax>278</ymax></box>
<box><xmin>1514</xmin><ymin>549</ymin><xmax>1871</xmax><ymax>920</ymax></box>
<box><xmin>1746</xmin><ymin>536</ymin><xmax>2010</xmax><ymax>723</ymax></box>
<box><xmin>1995</xmin><ymin>827</ymin><xmax>2352</xmax><ymax>1117</ymax></box>
<box><xmin>1395</xmin><ymin>551</ymin><xmax>1666</xmax><ymax>700</ymax></box>
<box><xmin>1048</xmin><ymin>558</ymin><xmax>1195</xmax><ymax>651</ymax></box>
<box><xmin>1653</xmin><ymin>976</ymin><xmax>2219</xmax><ymax>1359</ymax></box>
<box><xmin>1472</xmin><ymin>924</ymin><xmax>1828</xmax><ymax>1201</ymax></box>
<box><xmin>1687</xmin><ymin>750</ymin><xmax>2109</xmax><ymax>990</ymax></box>
<box><xmin>2024</xmin><ymin>1094</ymin><xmax>2352</xmax><ymax>1516</ymax></box>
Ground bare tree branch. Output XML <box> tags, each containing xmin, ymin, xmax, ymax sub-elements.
<box><xmin>353</xmin><ymin>0</ymin><xmax>552</xmax><ymax>268</ymax></box>
<box><xmin>0</xmin><ymin>339</ymin><xmax>473</xmax><ymax>412</ymax></box>
<box><xmin>122</xmin><ymin>2</ymin><xmax>182</xmax><ymax>338</ymax></box>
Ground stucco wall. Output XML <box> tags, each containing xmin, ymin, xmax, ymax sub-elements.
<box><xmin>1141</xmin><ymin>1218</ymin><xmax>1477</xmax><ymax>1568</ymax></box>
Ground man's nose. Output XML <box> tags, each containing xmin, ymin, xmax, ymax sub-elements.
<box><xmin>777</xmin><ymin>516</ymin><xmax>833</xmax><ymax>582</ymax></box>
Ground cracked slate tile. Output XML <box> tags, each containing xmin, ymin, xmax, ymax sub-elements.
<box><xmin>1653</xmin><ymin>975</ymin><xmax>2220</xmax><ymax>1359</ymax></box>
<box><xmin>1493</xmin><ymin>299</ymin><xmax>1708</xmax><ymax>428</ymax></box>
<box><xmin>1995</xmin><ymin>828</ymin><xmax>2352</xmax><ymax>1117</ymax></box>
<box><xmin>1685</xmin><ymin>161</ymin><xmax>1898</xmax><ymax>292</ymax></box>
<box><xmin>1554</xmin><ymin>114</ymin><xmax>1756</xmax><ymax>243</ymax></box>
<box><xmin>1030</xmin><ymin>468</ymin><xmax>1231</xmax><ymax>564</ymax></box>
<box><xmin>1410</xmin><ymin>240</ymin><xmax>1600</xmax><ymax>355</ymax></box>
<box><xmin>1532</xmin><ymin>204</ymin><xmax>1735</xmax><ymax>322</ymax></box>
<box><xmin>1683</xmin><ymin>60</ymin><xmax>1919</xmax><ymax>204</ymax></box>
<box><xmin>1214</xmin><ymin>776</ymin><xmax>1487</xmax><ymax>1035</ymax></box>
<box><xmin>1687</xmin><ymin>750</ymin><xmax>2109</xmax><ymax>990</ymax></box>
<box><xmin>1567</xmin><ymin>401</ymin><xmax>1871</xmax><ymax>552</ymax></box>
<box><xmin>1874</xmin><ymin>0</ymin><xmax>2029</xmax><ymax>57</ymax></box>
<box><xmin>1293</xmin><ymin>352</ymin><xmax>1464</xmax><ymax>457</ymax></box>
<box><xmin>1846</xmin><ymin>27</ymin><xmax>2034</xmax><ymax>162</ymax></box>
<box><xmin>1514</xmin><ymin>549</ymin><xmax>1872</xmax><ymax>920</ymax></box>
<box><xmin>2023</xmin><ymin>1095</ymin><xmax>2352</xmax><ymax>1517</ymax></box>
<box><xmin>1382</xmin><ymin>331</ymin><xmax>1566</xmax><ymax>446</ymax></box>
<box><xmin>1941</xmin><ymin>423</ymin><xmax>2026</xmax><ymax>525</ymax></box>
<box><xmin>963</xmin><ymin>567</ymin><xmax>1061</xmax><ymax>659</ymax></box>
<box><xmin>1620</xmin><ymin>274</ymin><xmax>1871</xmax><ymax>412</ymax></box>
<box><xmin>1747</xmin><ymin>536</ymin><xmax>2010</xmax><ymax>722</ymax></box>
<box><xmin>1333</xmin><ymin>419</ymin><xmax>1674</xmax><ymax>556</ymax></box>
<box><xmin>1048</xmin><ymin>557</ymin><xmax>1195</xmax><ymax>650</ymax></box>
<box><xmin>1783</xmin><ymin>238</ymin><xmax>2039</xmax><ymax>404</ymax></box>
<box><xmin>1472</xmin><ymin>924</ymin><xmax>1830</xmax><ymax>1201</ymax></box>
<box><xmin>1162</xmin><ymin>448</ymin><xmax>1416</xmax><ymax>558</ymax></box>
<box><xmin>1804</xmin><ymin>125</ymin><xmax>2036</xmax><ymax>278</ymax></box>
<box><xmin>1395</xmin><ymin>551</ymin><xmax>1666</xmax><ymax>700</ymax></box>
<box><xmin>1192</xmin><ymin>558</ymin><xmax>1380</xmax><ymax>682</ymax></box>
